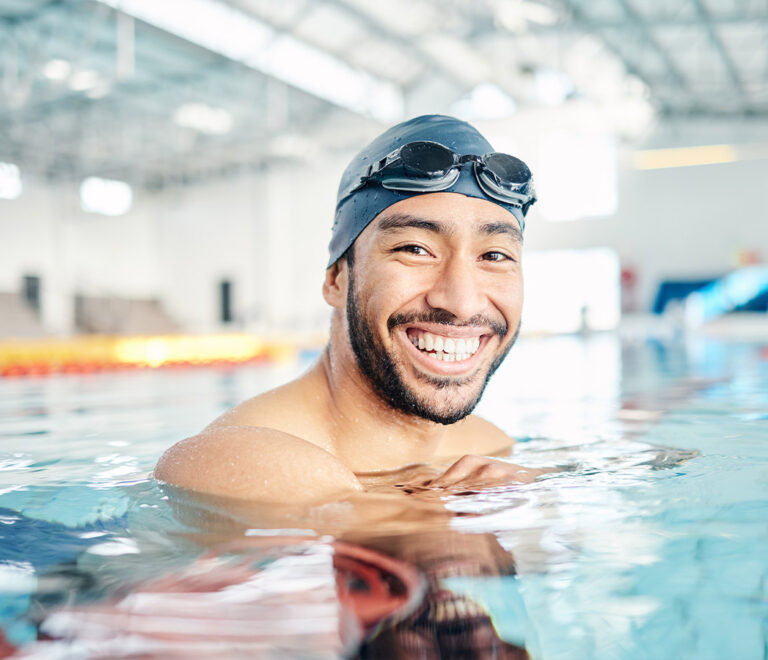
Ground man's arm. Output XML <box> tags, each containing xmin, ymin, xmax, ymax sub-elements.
<box><xmin>154</xmin><ymin>426</ymin><xmax>363</xmax><ymax>505</ymax></box>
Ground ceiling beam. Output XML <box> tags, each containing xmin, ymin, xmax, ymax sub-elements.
<box><xmin>557</xmin><ymin>0</ymin><xmax>660</xmax><ymax>95</ymax></box>
<box><xmin>611</xmin><ymin>0</ymin><xmax>688</xmax><ymax>90</ymax></box>
<box><xmin>320</xmin><ymin>0</ymin><xmax>467</xmax><ymax>90</ymax></box>
<box><xmin>689</xmin><ymin>0</ymin><xmax>746</xmax><ymax>104</ymax></box>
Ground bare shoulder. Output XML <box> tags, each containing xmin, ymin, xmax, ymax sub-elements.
<box><xmin>438</xmin><ymin>415</ymin><xmax>515</xmax><ymax>459</ymax></box>
<box><xmin>204</xmin><ymin>368</ymin><xmax>333</xmax><ymax>452</ymax></box>
<box><xmin>154</xmin><ymin>425</ymin><xmax>362</xmax><ymax>504</ymax></box>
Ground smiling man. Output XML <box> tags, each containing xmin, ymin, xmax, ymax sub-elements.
<box><xmin>155</xmin><ymin>115</ymin><xmax>540</xmax><ymax>504</ymax></box>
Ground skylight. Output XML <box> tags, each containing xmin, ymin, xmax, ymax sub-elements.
<box><xmin>96</xmin><ymin>0</ymin><xmax>403</xmax><ymax>121</ymax></box>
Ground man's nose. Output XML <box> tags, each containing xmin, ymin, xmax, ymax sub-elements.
<box><xmin>424</xmin><ymin>256</ymin><xmax>486</xmax><ymax>321</ymax></box>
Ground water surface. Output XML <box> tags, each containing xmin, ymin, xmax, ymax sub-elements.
<box><xmin>0</xmin><ymin>334</ymin><xmax>766</xmax><ymax>659</ymax></box>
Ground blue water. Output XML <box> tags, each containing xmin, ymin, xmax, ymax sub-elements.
<box><xmin>0</xmin><ymin>334</ymin><xmax>766</xmax><ymax>659</ymax></box>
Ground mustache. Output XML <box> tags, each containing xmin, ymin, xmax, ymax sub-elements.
<box><xmin>388</xmin><ymin>310</ymin><xmax>507</xmax><ymax>337</ymax></box>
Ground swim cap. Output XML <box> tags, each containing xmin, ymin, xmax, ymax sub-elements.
<box><xmin>328</xmin><ymin>114</ymin><xmax>532</xmax><ymax>267</ymax></box>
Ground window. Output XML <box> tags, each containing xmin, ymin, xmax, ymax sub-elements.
<box><xmin>219</xmin><ymin>280</ymin><xmax>233</xmax><ymax>323</ymax></box>
<box><xmin>22</xmin><ymin>275</ymin><xmax>41</xmax><ymax>315</ymax></box>
<box><xmin>523</xmin><ymin>248</ymin><xmax>621</xmax><ymax>333</ymax></box>
<box><xmin>536</xmin><ymin>131</ymin><xmax>617</xmax><ymax>221</ymax></box>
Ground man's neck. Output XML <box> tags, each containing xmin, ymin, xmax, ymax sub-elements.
<box><xmin>311</xmin><ymin>346</ymin><xmax>450</xmax><ymax>473</ymax></box>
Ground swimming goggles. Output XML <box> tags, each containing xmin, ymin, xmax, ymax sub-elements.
<box><xmin>351</xmin><ymin>140</ymin><xmax>537</xmax><ymax>214</ymax></box>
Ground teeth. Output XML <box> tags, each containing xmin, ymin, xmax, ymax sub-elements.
<box><xmin>408</xmin><ymin>331</ymin><xmax>482</xmax><ymax>357</ymax></box>
<box><xmin>429</xmin><ymin>598</ymin><xmax>488</xmax><ymax>623</ymax></box>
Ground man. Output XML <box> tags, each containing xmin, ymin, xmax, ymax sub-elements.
<box><xmin>155</xmin><ymin>115</ymin><xmax>541</xmax><ymax>504</ymax></box>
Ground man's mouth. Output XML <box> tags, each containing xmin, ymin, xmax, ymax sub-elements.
<box><xmin>405</xmin><ymin>329</ymin><xmax>482</xmax><ymax>362</ymax></box>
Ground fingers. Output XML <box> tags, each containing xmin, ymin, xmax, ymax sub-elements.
<box><xmin>426</xmin><ymin>455</ymin><xmax>488</xmax><ymax>487</ymax></box>
<box><xmin>404</xmin><ymin>455</ymin><xmax>539</xmax><ymax>492</ymax></box>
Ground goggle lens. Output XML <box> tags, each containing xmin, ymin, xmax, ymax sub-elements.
<box><xmin>482</xmin><ymin>153</ymin><xmax>531</xmax><ymax>184</ymax></box>
<box><xmin>400</xmin><ymin>141</ymin><xmax>456</xmax><ymax>176</ymax></box>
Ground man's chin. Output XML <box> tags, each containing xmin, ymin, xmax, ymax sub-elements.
<box><xmin>412</xmin><ymin>364</ymin><xmax>485</xmax><ymax>390</ymax></box>
<box><xmin>393</xmin><ymin>372</ymin><xmax>485</xmax><ymax>424</ymax></box>
<box><xmin>402</xmin><ymin>400</ymin><xmax>477</xmax><ymax>426</ymax></box>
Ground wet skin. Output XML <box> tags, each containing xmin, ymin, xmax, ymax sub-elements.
<box><xmin>155</xmin><ymin>193</ymin><xmax>545</xmax><ymax>504</ymax></box>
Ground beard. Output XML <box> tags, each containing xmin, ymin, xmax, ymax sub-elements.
<box><xmin>345</xmin><ymin>268</ymin><xmax>519</xmax><ymax>425</ymax></box>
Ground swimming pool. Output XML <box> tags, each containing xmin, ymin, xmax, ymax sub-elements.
<box><xmin>0</xmin><ymin>333</ymin><xmax>766</xmax><ymax>658</ymax></box>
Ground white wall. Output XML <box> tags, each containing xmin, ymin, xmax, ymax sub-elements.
<box><xmin>0</xmin><ymin>159</ymin><xmax>343</xmax><ymax>335</ymax></box>
<box><xmin>151</xmin><ymin>159</ymin><xmax>340</xmax><ymax>333</ymax></box>
<box><xmin>0</xmin><ymin>179</ymin><xmax>158</xmax><ymax>334</ymax></box>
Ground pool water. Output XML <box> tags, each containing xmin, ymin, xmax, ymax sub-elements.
<box><xmin>0</xmin><ymin>334</ymin><xmax>766</xmax><ymax>659</ymax></box>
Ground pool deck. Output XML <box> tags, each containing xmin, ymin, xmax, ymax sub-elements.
<box><xmin>0</xmin><ymin>333</ymin><xmax>325</xmax><ymax>376</ymax></box>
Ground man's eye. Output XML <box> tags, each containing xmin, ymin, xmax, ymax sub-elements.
<box><xmin>396</xmin><ymin>245</ymin><xmax>429</xmax><ymax>256</ymax></box>
<box><xmin>482</xmin><ymin>251</ymin><xmax>513</xmax><ymax>262</ymax></box>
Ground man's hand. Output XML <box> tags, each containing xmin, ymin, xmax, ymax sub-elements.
<box><xmin>403</xmin><ymin>455</ymin><xmax>545</xmax><ymax>493</ymax></box>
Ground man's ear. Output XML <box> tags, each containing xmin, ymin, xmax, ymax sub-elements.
<box><xmin>322</xmin><ymin>260</ymin><xmax>347</xmax><ymax>309</ymax></box>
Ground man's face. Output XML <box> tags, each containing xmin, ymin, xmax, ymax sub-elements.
<box><xmin>341</xmin><ymin>192</ymin><xmax>524</xmax><ymax>424</ymax></box>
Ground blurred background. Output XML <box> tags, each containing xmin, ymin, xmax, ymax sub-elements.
<box><xmin>0</xmin><ymin>0</ymin><xmax>767</xmax><ymax>369</ymax></box>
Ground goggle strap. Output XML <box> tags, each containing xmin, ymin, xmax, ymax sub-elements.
<box><xmin>380</xmin><ymin>169</ymin><xmax>460</xmax><ymax>192</ymax></box>
<box><xmin>475</xmin><ymin>169</ymin><xmax>527</xmax><ymax>208</ymax></box>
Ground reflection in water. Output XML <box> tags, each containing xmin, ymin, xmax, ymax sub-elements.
<box><xmin>18</xmin><ymin>504</ymin><xmax>532</xmax><ymax>658</ymax></box>
<box><xmin>354</xmin><ymin>531</ymin><xmax>528</xmax><ymax>659</ymax></box>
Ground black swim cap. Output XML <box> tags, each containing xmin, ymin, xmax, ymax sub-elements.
<box><xmin>328</xmin><ymin>114</ymin><xmax>532</xmax><ymax>267</ymax></box>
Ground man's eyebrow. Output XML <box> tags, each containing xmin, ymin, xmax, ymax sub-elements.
<box><xmin>376</xmin><ymin>213</ymin><xmax>448</xmax><ymax>235</ymax></box>
<box><xmin>376</xmin><ymin>214</ymin><xmax>522</xmax><ymax>242</ymax></box>
<box><xmin>480</xmin><ymin>221</ymin><xmax>523</xmax><ymax>243</ymax></box>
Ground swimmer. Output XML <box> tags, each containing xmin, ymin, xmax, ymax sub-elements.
<box><xmin>155</xmin><ymin>115</ymin><xmax>544</xmax><ymax>504</ymax></box>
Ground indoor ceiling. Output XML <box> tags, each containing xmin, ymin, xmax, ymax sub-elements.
<box><xmin>0</xmin><ymin>0</ymin><xmax>766</xmax><ymax>189</ymax></box>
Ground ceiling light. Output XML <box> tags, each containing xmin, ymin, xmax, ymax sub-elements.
<box><xmin>268</xmin><ymin>133</ymin><xmax>318</xmax><ymax>160</ymax></box>
<box><xmin>173</xmin><ymin>103</ymin><xmax>233</xmax><ymax>135</ymax></box>
<box><xmin>451</xmin><ymin>83</ymin><xmax>516</xmax><ymax>120</ymax></box>
<box><xmin>80</xmin><ymin>177</ymin><xmax>133</xmax><ymax>216</ymax></box>
<box><xmin>634</xmin><ymin>145</ymin><xmax>737</xmax><ymax>170</ymax></box>
<box><xmin>69</xmin><ymin>70</ymin><xmax>102</xmax><ymax>92</ymax></box>
<box><xmin>43</xmin><ymin>59</ymin><xmax>72</xmax><ymax>81</ymax></box>
<box><xmin>0</xmin><ymin>162</ymin><xmax>22</xmax><ymax>200</ymax></box>
<box><xmin>97</xmin><ymin>0</ymin><xmax>403</xmax><ymax>121</ymax></box>
<box><xmin>534</xmin><ymin>69</ymin><xmax>574</xmax><ymax>106</ymax></box>
<box><xmin>421</xmin><ymin>35</ymin><xmax>491</xmax><ymax>85</ymax></box>
<box><xmin>256</xmin><ymin>36</ymin><xmax>402</xmax><ymax>122</ymax></box>
<box><xmin>519</xmin><ymin>1</ymin><xmax>558</xmax><ymax>25</ymax></box>
<box><xmin>87</xmin><ymin>82</ymin><xmax>112</xmax><ymax>99</ymax></box>
<box><xmin>496</xmin><ymin>1</ymin><xmax>559</xmax><ymax>31</ymax></box>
